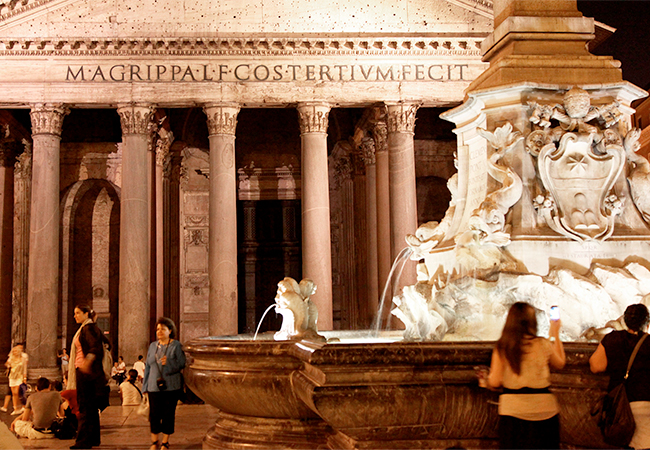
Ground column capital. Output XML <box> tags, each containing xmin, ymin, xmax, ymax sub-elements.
<box><xmin>117</xmin><ymin>104</ymin><xmax>156</xmax><ymax>135</ymax></box>
<box><xmin>14</xmin><ymin>141</ymin><xmax>32</xmax><ymax>179</ymax></box>
<box><xmin>155</xmin><ymin>129</ymin><xmax>174</xmax><ymax>167</ymax></box>
<box><xmin>371</xmin><ymin>121</ymin><xmax>388</xmax><ymax>153</ymax></box>
<box><xmin>29</xmin><ymin>103</ymin><xmax>69</xmax><ymax>137</ymax></box>
<box><xmin>385</xmin><ymin>102</ymin><xmax>420</xmax><ymax>134</ymax></box>
<box><xmin>359</xmin><ymin>137</ymin><xmax>376</xmax><ymax>166</ymax></box>
<box><xmin>297</xmin><ymin>102</ymin><xmax>330</xmax><ymax>134</ymax></box>
<box><xmin>203</xmin><ymin>103</ymin><xmax>241</xmax><ymax>136</ymax></box>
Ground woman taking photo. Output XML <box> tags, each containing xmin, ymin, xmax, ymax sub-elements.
<box><xmin>484</xmin><ymin>302</ymin><xmax>566</xmax><ymax>449</ymax></box>
<box><xmin>590</xmin><ymin>303</ymin><xmax>650</xmax><ymax>449</ymax></box>
<box><xmin>68</xmin><ymin>304</ymin><xmax>110</xmax><ymax>449</ymax></box>
<box><xmin>1</xmin><ymin>343</ymin><xmax>27</xmax><ymax>415</ymax></box>
<box><xmin>143</xmin><ymin>317</ymin><xmax>186</xmax><ymax>450</ymax></box>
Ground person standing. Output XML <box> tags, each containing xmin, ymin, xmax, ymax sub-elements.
<box><xmin>58</xmin><ymin>349</ymin><xmax>69</xmax><ymax>381</ymax></box>
<box><xmin>483</xmin><ymin>302</ymin><xmax>566</xmax><ymax>449</ymax></box>
<box><xmin>143</xmin><ymin>317</ymin><xmax>186</xmax><ymax>450</ymax></box>
<box><xmin>67</xmin><ymin>305</ymin><xmax>110</xmax><ymax>449</ymax></box>
<box><xmin>590</xmin><ymin>303</ymin><xmax>650</xmax><ymax>449</ymax></box>
<box><xmin>1</xmin><ymin>343</ymin><xmax>28</xmax><ymax>415</ymax></box>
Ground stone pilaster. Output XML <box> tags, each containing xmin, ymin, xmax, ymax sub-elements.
<box><xmin>27</xmin><ymin>103</ymin><xmax>68</xmax><ymax>378</ymax></box>
<box><xmin>117</xmin><ymin>104</ymin><xmax>155</xmax><ymax>363</ymax></box>
<box><xmin>372</xmin><ymin>120</ymin><xmax>391</xmax><ymax>306</ymax></box>
<box><xmin>297</xmin><ymin>102</ymin><xmax>333</xmax><ymax>330</ymax></box>
<box><xmin>12</xmin><ymin>141</ymin><xmax>30</xmax><ymax>346</ymax></box>
<box><xmin>154</xmin><ymin>128</ymin><xmax>173</xmax><ymax>320</ymax></box>
<box><xmin>203</xmin><ymin>103</ymin><xmax>240</xmax><ymax>336</ymax></box>
<box><xmin>360</xmin><ymin>137</ymin><xmax>379</xmax><ymax>321</ymax></box>
<box><xmin>386</xmin><ymin>102</ymin><xmax>419</xmax><ymax>287</ymax></box>
<box><xmin>0</xmin><ymin>128</ymin><xmax>18</xmax><ymax>359</ymax></box>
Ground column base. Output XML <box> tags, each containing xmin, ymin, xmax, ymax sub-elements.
<box><xmin>28</xmin><ymin>367</ymin><xmax>61</xmax><ymax>382</ymax></box>
<box><xmin>203</xmin><ymin>411</ymin><xmax>334</xmax><ymax>449</ymax></box>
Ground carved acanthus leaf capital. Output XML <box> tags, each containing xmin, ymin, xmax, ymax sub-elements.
<box><xmin>117</xmin><ymin>104</ymin><xmax>156</xmax><ymax>135</ymax></box>
<box><xmin>297</xmin><ymin>103</ymin><xmax>330</xmax><ymax>134</ymax></box>
<box><xmin>360</xmin><ymin>137</ymin><xmax>376</xmax><ymax>165</ymax></box>
<box><xmin>155</xmin><ymin>129</ymin><xmax>174</xmax><ymax>166</ymax></box>
<box><xmin>30</xmin><ymin>104</ymin><xmax>69</xmax><ymax>137</ymax></box>
<box><xmin>203</xmin><ymin>104</ymin><xmax>240</xmax><ymax>136</ymax></box>
<box><xmin>14</xmin><ymin>140</ymin><xmax>32</xmax><ymax>178</ymax></box>
<box><xmin>371</xmin><ymin>121</ymin><xmax>388</xmax><ymax>155</ymax></box>
<box><xmin>386</xmin><ymin>103</ymin><xmax>420</xmax><ymax>134</ymax></box>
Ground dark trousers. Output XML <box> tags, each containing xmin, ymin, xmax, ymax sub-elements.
<box><xmin>75</xmin><ymin>369</ymin><xmax>101</xmax><ymax>447</ymax></box>
<box><xmin>499</xmin><ymin>414</ymin><xmax>560</xmax><ymax>449</ymax></box>
<box><xmin>148</xmin><ymin>390</ymin><xmax>180</xmax><ymax>435</ymax></box>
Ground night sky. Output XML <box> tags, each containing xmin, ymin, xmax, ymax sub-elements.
<box><xmin>577</xmin><ymin>1</ymin><xmax>650</xmax><ymax>90</ymax></box>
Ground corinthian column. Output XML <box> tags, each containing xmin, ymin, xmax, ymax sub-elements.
<box><xmin>297</xmin><ymin>102</ymin><xmax>333</xmax><ymax>330</ymax></box>
<box><xmin>117</xmin><ymin>104</ymin><xmax>154</xmax><ymax>363</ymax></box>
<box><xmin>203</xmin><ymin>103</ymin><xmax>240</xmax><ymax>336</ymax></box>
<box><xmin>27</xmin><ymin>103</ymin><xmax>68</xmax><ymax>377</ymax></box>
<box><xmin>386</xmin><ymin>102</ymin><xmax>419</xmax><ymax>287</ymax></box>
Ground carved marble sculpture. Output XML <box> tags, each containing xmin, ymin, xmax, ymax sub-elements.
<box><xmin>527</xmin><ymin>87</ymin><xmax>627</xmax><ymax>242</ymax></box>
<box><xmin>274</xmin><ymin>277</ymin><xmax>325</xmax><ymax>342</ymax></box>
<box><xmin>623</xmin><ymin>128</ymin><xmax>650</xmax><ymax>224</ymax></box>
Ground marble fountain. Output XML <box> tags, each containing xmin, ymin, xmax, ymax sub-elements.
<box><xmin>185</xmin><ymin>82</ymin><xmax>650</xmax><ymax>449</ymax></box>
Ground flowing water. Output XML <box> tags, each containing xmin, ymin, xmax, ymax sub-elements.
<box><xmin>371</xmin><ymin>246</ymin><xmax>413</xmax><ymax>336</ymax></box>
<box><xmin>253</xmin><ymin>303</ymin><xmax>277</xmax><ymax>340</ymax></box>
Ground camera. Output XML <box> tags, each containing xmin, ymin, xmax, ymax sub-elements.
<box><xmin>156</xmin><ymin>377</ymin><xmax>167</xmax><ymax>391</ymax></box>
<box><xmin>550</xmin><ymin>305</ymin><xmax>560</xmax><ymax>321</ymax></box>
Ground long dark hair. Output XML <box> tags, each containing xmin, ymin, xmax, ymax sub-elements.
<box><xmin>495</xmin><ymin>302</ymin><xmax>538</xmax><ymax>375</ymax></box>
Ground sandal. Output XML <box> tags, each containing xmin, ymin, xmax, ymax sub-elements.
<box><xmin>150</xmin><ymin>440</ymin><xmax>159</xmax><ymax>450</ymax></box>
<box><xmin>161</xmin><ymin>443</ymin><xmax>170</xmax><ymax>449</ymax></box>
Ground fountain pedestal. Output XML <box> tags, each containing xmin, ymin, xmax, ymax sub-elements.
<box><xmin>186</xmin><ymin>333</ymin><xmax>610</xmax><ymax>450</ymax></box>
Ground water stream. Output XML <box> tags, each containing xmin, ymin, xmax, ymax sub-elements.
<box><xmin>371</xmin><ymin>246</ymin><xmax>413</xmax><ymax>336</ymax></box>
<box><xmin>253</xmin><ymin>303</ymin><xmax>277</xmax><ymax>340</ymax></box>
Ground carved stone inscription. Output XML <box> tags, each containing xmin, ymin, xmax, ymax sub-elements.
<box><xmin>65</xmin><ymin>62</ymin><xmax>474</xmax><ymax>83</ymax></box>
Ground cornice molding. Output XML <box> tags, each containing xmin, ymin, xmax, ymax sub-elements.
<box><xmin>0</xmin><ymin>36</ymin><xmax>484</xmax><ymax>56</ymax></box>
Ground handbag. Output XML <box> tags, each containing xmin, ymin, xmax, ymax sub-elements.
<box><xmin>137</xmin><ymin>392</ymin><xmax>150</xmax><ymax>420</ymax></box>
<box><xmin>593</xmin><ymin>333</ymin><xmax>648</xmax><ymax>447</ymax></box>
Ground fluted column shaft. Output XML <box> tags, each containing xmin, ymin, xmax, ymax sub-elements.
<box><xmin>386</xmin><ymin>103</ymin><xmax>419</xmax><ymax>287</ymax></box>
<box><xmin>117</xmin><ymin>104</ymin><xmax>155</xmax><ymax>363</ymax></box>
<box><xmin>298</xmin><ymin>102</ymin><xmax>333</xmax><ymax>330</ymax></box>
<box><xmin>26</xmin><ymin>104</ymin><xmax>68</xmax><ymax>376</ymax></box>
<box><xmin>203</xmin><ymin>104</ymin><xmax>240</xmax><ymax>336</ymax></box>
<box><xmin>154</xmin><ymin>130</ymin><xmax>172</xmax><ymax>320</ymax></box>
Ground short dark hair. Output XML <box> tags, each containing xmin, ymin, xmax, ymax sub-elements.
<box><xmin>51</xmin><ymin>380</ymin><xmax>63</xmax><ymax>392</ymax></box>
<box><xmin>128</xmin><ymin>369</ymin><xmax>138</xmax><ymax>380</ymax></box>
<box><xmin>138</xmin><ymin>355</ymin><xmax>143</xmax><ymax>360</ymax></box>
<box><xmin>625</xmin><ymin>304</ymin><xmax>650</xmax><ymax>332</ymax></box>
<box><xmin>36</xmin><ymin>377</ymin><xmax>50</xmax><ymax>391</ymax></box>
<box><xmin>156</xmin><ymin>317</ymin><xmax>177</xmax><ymax>339</ymax></box>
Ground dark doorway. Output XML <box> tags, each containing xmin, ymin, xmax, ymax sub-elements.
<box><xmin>238</xmin><ymin>199</ymin><xmax>301</xmax><ymax>334</ymax></box>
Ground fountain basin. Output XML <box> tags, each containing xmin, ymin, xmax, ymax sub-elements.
<box><xmin>185</xmin><ymin>331</ymin><xmax>610</xmax><ymax>449</ymax></box>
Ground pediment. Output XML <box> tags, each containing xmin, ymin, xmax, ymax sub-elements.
<box><xmin>0</xmin><ymin>0</ymin><xmax>493</xmax><ymax>40</ymax></box>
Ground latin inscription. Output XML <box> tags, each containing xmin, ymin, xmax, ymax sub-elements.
<box><xmin>65</xmin><ymin>63</ymin><xmax>472</xmax><ymax>82</ymax></box>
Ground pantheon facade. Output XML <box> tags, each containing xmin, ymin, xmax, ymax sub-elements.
<box><xmin>0</xmin><ymin>0</ymin><xmax>499</xmax><ymax>375</ymax></box>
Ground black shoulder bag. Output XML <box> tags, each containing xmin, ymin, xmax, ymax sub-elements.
<box><xmin>593</xmin><ymin>333</ymin><xmax>648</xmax><ymax>448</ymax></box>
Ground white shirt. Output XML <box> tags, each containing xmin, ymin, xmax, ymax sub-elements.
<box><xmin>133</xmin><ymin>360</ymin><xmax>145</xmax><ymax>378</ymax></box>
<box><xmin>120</xmin><ymin>381</ymin><xmax>142</xmax><ymax>406</ymax></box>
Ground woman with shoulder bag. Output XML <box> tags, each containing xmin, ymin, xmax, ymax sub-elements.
<box><xmin>590</xmin><ymin>303</ymin><xmax>650</xmax><ymax>449</ymax></box>
<box><xmin>68</xmin><ymin>304</ymin><xmax>110</xmax><ymax>449</ymax></box>
<box><xmin>143</xmin><ymin>317</ymin><xmax>186</xmax><ymax>450</ymax></box>
<box><xmin>483</xmin><ymin>302</ymin><xmax>566</xmax><ymax>449</ymax></box>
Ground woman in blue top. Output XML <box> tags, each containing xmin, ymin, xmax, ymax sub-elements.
<box><xmin>143</xmin><ymin>317</ymin><xmax>186</xmax><ymax>450</ymax></box>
